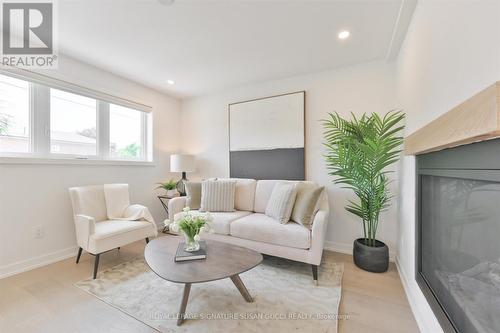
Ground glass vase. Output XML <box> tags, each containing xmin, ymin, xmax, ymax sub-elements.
<box><xmin>184</xmin><ymin>233</ymin><xmax>200</xmax><ymax>252</ymax></box>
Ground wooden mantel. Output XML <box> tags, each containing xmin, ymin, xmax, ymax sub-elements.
<box><xmin>405</xmin><ymin>82</ymin><xmax>500</xmax><ymax>155</ymax></box>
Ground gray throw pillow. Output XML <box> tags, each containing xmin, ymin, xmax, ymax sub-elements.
<box><xmin>265</xmin><ymin>183</ymin><xmax>298</xmax><ymax>224</ymax></box>
<box><xmin>291</xmin><ymin>183</ymin><xmax>324</xmax><ymax>227</ymax></box>
<box><xmin>200</xmin><ymin>179</ymin><xmax>236</xmax><ymax>212</ymax></box>
<box><xmin>185</xmin><ymin>181</ymin><xmax>201</xmax><ymax>210</ymax></box>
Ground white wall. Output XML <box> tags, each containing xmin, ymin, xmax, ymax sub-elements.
<box><xmin>181</xmin><ymin>61</ymin><xmax>400</xmax><ymax>256</ymax></box>
<box><xmin>0</xmin><ymin>55</ymin><xmax>181</xmax><ymax>277</ymax></box>
<box><xmin>395</xmin><ymin>0</ymin><xmax>500</xmax><ymax>332</ymax></box>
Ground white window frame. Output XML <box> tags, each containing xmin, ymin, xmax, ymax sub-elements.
<box><xmin>108</xmin><ymin>102</ymin><xmax>149</xmax><ymax>162</ymax></box>
<box><xmin>98</xmin><ymin>101</ymin><xmax>110</xmax><ymax>160</ymax></box>
<box><xmin>48</xmin><ymin>87</ymin><xmax>99</xmax><ymax>159</ymax></box>
<box><xmin>0</xmin><ymin>69</ymin><xmax>154</xmax><ymax>165</ymax></box>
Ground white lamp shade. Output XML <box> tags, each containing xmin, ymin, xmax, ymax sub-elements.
<box><xmin>170</xmin><ymin>154</ymin><xmax>195</xmax><ymax>173</ymax></box>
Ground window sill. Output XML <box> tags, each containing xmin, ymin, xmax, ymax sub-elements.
<box><xmin>0</xmin><ymin>156</ymin><xmax>156</xmax><ymax>166</ymax></box>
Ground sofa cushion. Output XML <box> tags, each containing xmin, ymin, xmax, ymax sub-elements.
<box><xmin>254</xmin><ymin>180</ymin><xmax>318</xmax><ymax>213</ymax></box>
<box><xmin>291</xmin><ymin>184</ymin><xmax>324</xmax><ymax>227</ymax></box>
<box><xmin>265</xmin><ymin>182</ymin><xmax>298</xmax><ymax>224</ymax></box>
<box><xmin>200</xmin><ymin>179</ymin><xmax>236</xmax><ymax>212</ymax></box>
<box><xmin>185</xmin><ymin>181</ymin><xmax>201</xmax><ymax>209</ymax></box>
<box><xmin>254</xmin><ymin>180</ymin><xmax>285</xmax><ymax>213</ymax></box>
<box><xmin>234</xmin><ymin>178</ymin><xmax>257</xmax><ymax>211</ymax></box>
<box><xmin>92</xmin><ymin>220</ymin><xmax>153</xmax><ymax>240</ymax></box>
<box><xmin>230</xmin><ymin>213</ymin><xmax>311</xmax><ymax>249</ymax></box>
<box><xmin>216</xmin><ymin>178</ymin><xmax>256</xmax><ymax>211</ymax></box>
<box><xmin>174</xmin><ymin>210</ymin><xmax>252</xmax><ymax>235</ymax></box>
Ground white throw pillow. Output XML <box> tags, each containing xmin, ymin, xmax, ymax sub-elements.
<box><xmin>200</xmin><ymin>179</ymin><xmax>236</xmax><ymax>212</ymax></box>
<box><xmin>185</xmin><ymin>181</ymin><xmax>201</xmax><ymax>210</ymax></box>
<box><xmin>265</xmin><ymin>183</ymin><xmax>298</xmax><ymax>224</ymax></box>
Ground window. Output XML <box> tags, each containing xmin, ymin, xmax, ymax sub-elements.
<box><xmin>0</xmin><ymin>75</ymin><xmax>30</xmax><ymax>153</ymax></box>
<box><xmin>50</xmin><ymin>89</ymin><xmax>97</xmax><ymax>156</ymax></box>
<box><xmin>0</xmin><ymin>72</ymin><xmax>152</xmax><ymax>162</ymax></box>
<box><xmin>110</xmin><ymin>104</ymin><xmax>144</xmax><ymax>160</ymax></box>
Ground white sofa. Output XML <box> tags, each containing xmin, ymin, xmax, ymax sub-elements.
<box><xmin>168</xmin><ymin>179</ymin><xmax>329</xmax><ymax>283</ymax></box>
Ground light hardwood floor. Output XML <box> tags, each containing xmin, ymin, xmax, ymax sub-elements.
<box><xmin>0</xmin><ymin>236</ymin><xmax>419</xmax><ymax>333</ymax></box>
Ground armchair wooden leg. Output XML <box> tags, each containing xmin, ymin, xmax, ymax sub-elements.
<box><xmin>312</xmin><ymin>264</ymin><xmax>318</xmax><ymax>285</ymax></box>
<box><xmin>93</xmin><ymin>254</ymin><xmax>100</xmax><ymax>279</ymax></box>
<box><xmin>145</xmin><ymin>237</ymin><xmax>150</xmax><ymax>244</ymax></box>
<box><xmin>76</xmin><ymin>247</ymin><xmax>83</xmax><ymax>264</ymax></box>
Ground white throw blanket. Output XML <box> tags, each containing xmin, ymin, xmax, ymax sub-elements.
<box><xmin>103</xmin><ymin>184</ymin><xmax>155</xmax><ymax>223</ymax></box>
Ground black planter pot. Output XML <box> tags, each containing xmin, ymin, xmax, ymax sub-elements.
<box><xmin>353</xmin><ymin>238</ymin><xmax>389</xmax><ymax>273</ymax></box>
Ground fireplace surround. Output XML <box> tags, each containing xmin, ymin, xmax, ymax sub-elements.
<box><xmin>416</xmin><ymin>138</ymin><xmax>500</xmax><ymax>333</ymax></box>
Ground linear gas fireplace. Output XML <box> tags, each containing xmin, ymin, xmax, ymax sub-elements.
<box><xmin>416</xmin><ymin>138</ymin><xmax>500</xmax><ymax>333</ymax></box>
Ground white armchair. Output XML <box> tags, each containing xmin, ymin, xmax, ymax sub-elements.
<box><xmin>69</xmin><ymin>184</ymin><xmax>158</xmax><ymax>278</ymax></box>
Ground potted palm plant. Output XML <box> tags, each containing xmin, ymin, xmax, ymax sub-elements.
<box><xmin>322</xmin><ymin>110</ymin><xmax>405</xmax><ymax>273</ymax></box>
<box><xmin>156</xmin><ymin>179</ymin><xmax>178</xmax><ymax>198</ymax></box>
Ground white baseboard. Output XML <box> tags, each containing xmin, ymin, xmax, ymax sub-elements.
<box><xmin>323</xmin><ymin>240</ymin><xmax>351</xmax><ymax>254</ymax></box>
<box><xmin>0</xmin><ymin>246</ymin><xmax>78</xmax><ymax>279</ymax></box>
<box><xmin>396</xmin><ymin>258</ymin><xmax>425</xmax><ymax>333</ymax></box>
<box><xmin>324</xmin><ymin>240</ymin><xmax>396</xmax><ymax>262</ymax></box>
<box><xmin>395</xmin><ymin>257</ymin><xmax>443</xmax><ymax>333</ymax></box>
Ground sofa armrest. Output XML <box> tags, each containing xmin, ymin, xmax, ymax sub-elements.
<box><xmin>74</xmin><ymin>214</ymin><xmax>95</xmax><ymax>250</ymax></box>
<box><xmin>168</xmin><ymin>197</ymin><xmax>187</xmax><ymax>220</ymax></box>
<box><xmin>309</xmin><ymin>209</ymin><xmax>329</xmax><ymax>265</ymax></box>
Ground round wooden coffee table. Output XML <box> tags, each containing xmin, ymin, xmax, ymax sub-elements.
<box><xmin>144</xmin><ymin>236</ymin><xmax>263</xmax><ymax>326</ymax></box>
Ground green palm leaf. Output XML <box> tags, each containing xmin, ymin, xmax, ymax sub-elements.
<box><xmin>322</xmin><ymin>110</ymin><xmax>405</xmax><ymax>246</ymax></box>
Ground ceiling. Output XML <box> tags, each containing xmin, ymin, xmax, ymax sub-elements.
<box><xmin>58</xmin><ymin>0</ymin><xmax>416</xmax><ymax>98</ymax></box>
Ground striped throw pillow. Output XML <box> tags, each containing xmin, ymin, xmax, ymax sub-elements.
<box><xmin>265</xmin><ymin>183</ymin><xmax>298</xmax><ymax>224</ymax></box>
<box><xmin>200</xmin><ymin>180</ymin><xmax>236</xmax><ymax>212</ymax></box>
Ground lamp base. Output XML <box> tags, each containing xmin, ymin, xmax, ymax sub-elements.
<box><xmin>176</xmin><ymin>172</ymin><xmax>187</xmax><ymax>196</ymax></box>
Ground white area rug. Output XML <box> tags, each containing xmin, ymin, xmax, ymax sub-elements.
<box><xmin>75</xmin><ymin>256</ymin><xmax>343</xmax><ymax>333</ymax></box>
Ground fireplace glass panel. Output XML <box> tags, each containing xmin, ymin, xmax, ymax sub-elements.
<box><xmin>421</xmin><ymin>175</ymin><xmax>500</xmax><ymax>333</ymax></box>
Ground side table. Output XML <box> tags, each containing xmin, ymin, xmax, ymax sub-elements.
<box><xmin>157</xmin><ymin>195</ymin><xmax>179</xmax><ymax>233</ymax></box>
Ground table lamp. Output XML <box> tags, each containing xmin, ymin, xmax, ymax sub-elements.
<box><xmin>170</xmin><ymin>154</ymin><xmax>195</xmax><ymax>196</ymax></box>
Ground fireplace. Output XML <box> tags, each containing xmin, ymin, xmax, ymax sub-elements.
<box><xmin>416</xmin><ymin>138</ymin><xmax>500</xmax><ymax>333</ymax></box>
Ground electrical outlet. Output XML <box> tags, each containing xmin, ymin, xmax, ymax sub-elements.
<box><xmin>34</xmin><ymin>225</ymin><xmax>44</xmax><ymax>239</ymax></box>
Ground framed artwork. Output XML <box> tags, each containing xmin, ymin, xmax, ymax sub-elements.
<box><xmin>228</xmin><ymin>91</ymin><xmax>305</xmax><ymax>180</ymax></box>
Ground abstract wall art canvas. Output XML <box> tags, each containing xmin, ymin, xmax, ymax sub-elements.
<box><xmin>229</xmin><ymin>91</ymin><xmax>305</xmax><ymax>180</ymax></box>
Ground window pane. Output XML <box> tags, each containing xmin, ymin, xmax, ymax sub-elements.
<box><xmin>110</xmin><ymin>104</ymin><xmax>143</xmax><ymax>159</ymax></box>
<box><xmin>0</xmin><ymin>75</ymin><xmax>30</xmax><ymax>153</ymax></box>
<box><xmin>50</xmin><ymin>89</ymin><xmax>97</xmax><ymax>155</ymax></box>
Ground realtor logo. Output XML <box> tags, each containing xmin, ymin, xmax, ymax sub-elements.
<box><xmin>1</xmin><ymin>0</ymin><xmax>58</xmax><ymax>68</ymax></box>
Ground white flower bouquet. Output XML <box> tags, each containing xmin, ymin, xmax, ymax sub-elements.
<box><xmin>170</xmin><ymin>207</ymin><xmax>213</xmax><ymax>251</ymax></box>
